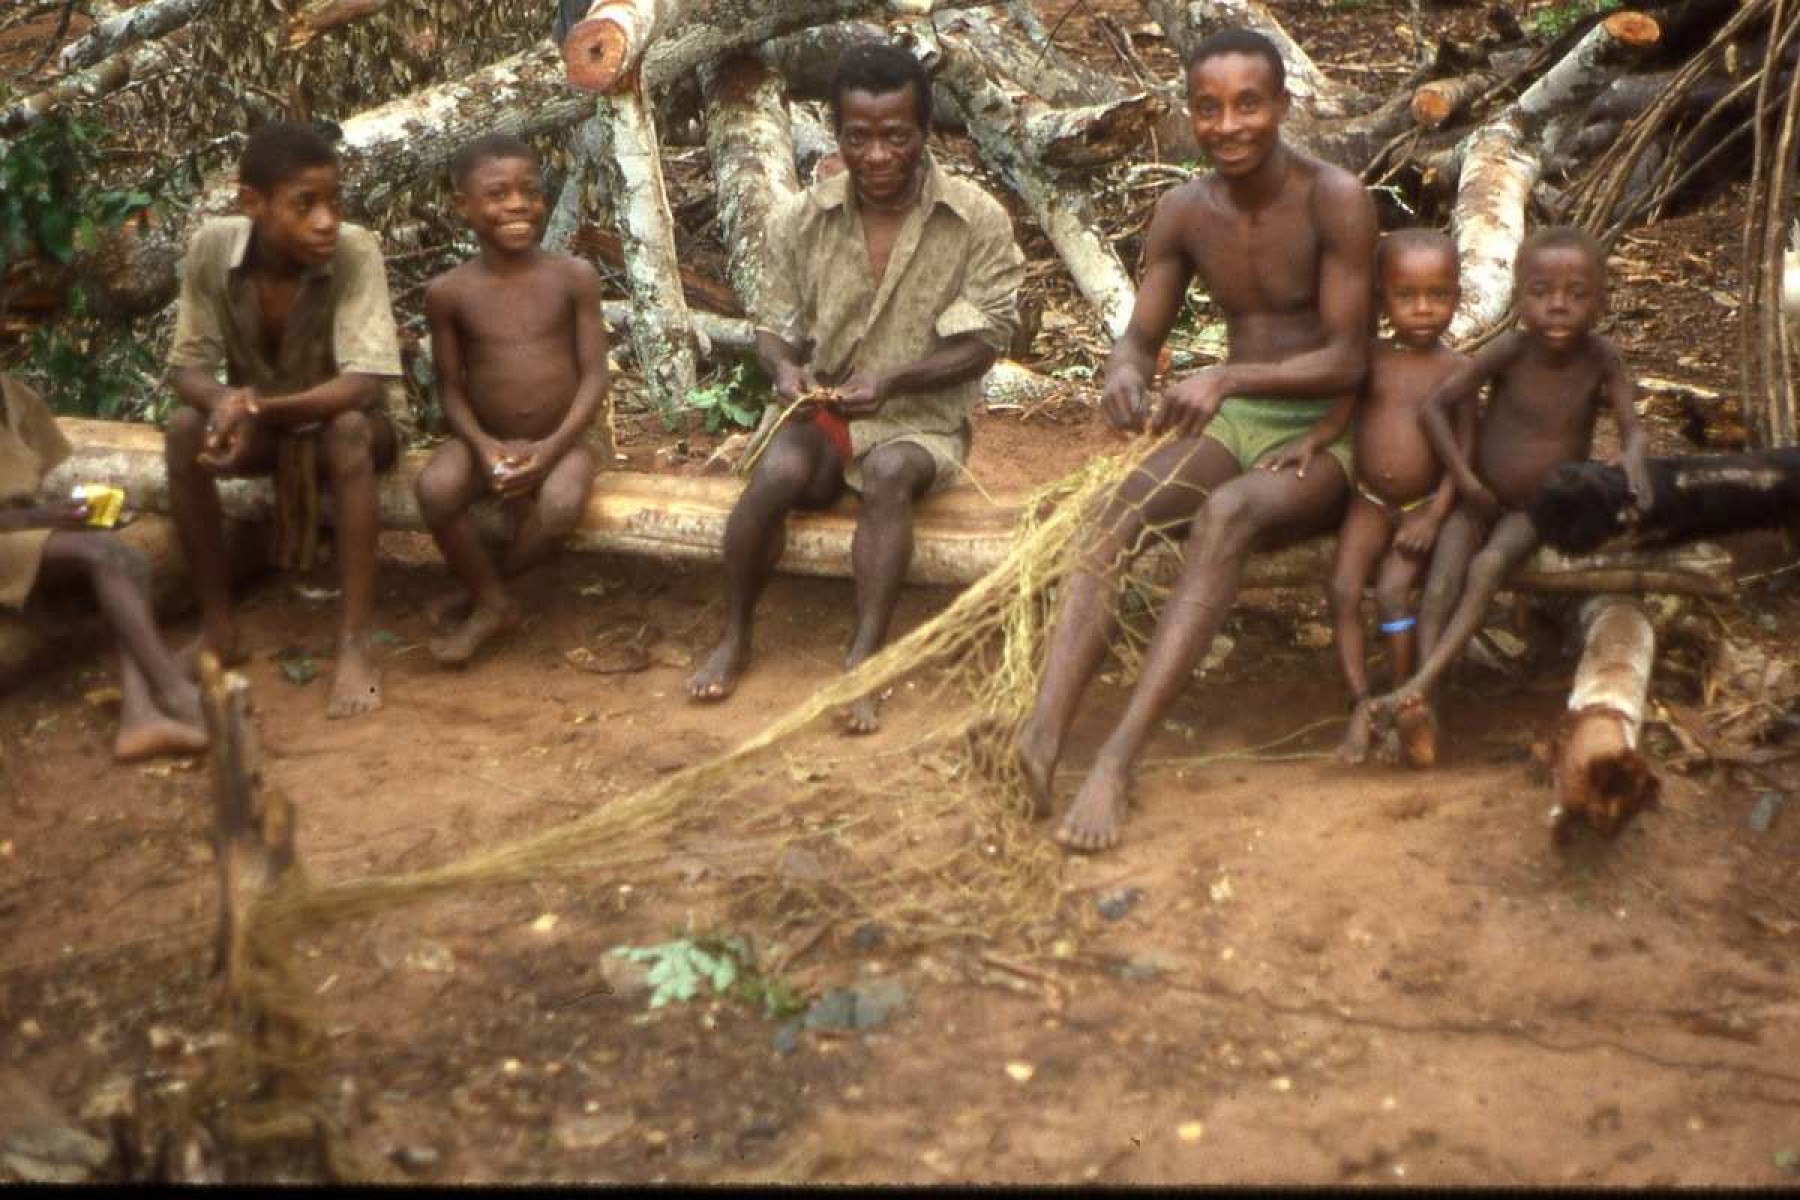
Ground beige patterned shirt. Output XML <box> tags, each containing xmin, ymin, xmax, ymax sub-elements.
<box><xmin>755</xmin><ymin>154</ymin><xmax>1024</xmax><ymax>491</ymax></box>
<box><xmin>167</xmin><ymin>216</ymin><xmax>410</xmax><ymax>436</ymax></box>
<box><xmin>0</xmin><ymin>374</ymin><xmax>72</xmax><ymax>607</ymax></box>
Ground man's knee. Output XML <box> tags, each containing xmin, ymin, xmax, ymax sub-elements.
<box><xmin>537</xmin><ymin>449</ymin><xmax>596</xmax><ymax>526</ymax></box>
<box><xmin>1467</xmin><ymin>545</ymin><xmax>1514</xmax><ymax>594</ymax></box>
<box><xmin>858</xmin><ymin>447</ymin><xmax>929</xmax><ymax>507</ymax></box>
<box><xmin>747</xmin><ymin>438</ymin><xmax>820</xmax><ymax>501</ymax></box>
<box><xmin>323</xmin><ymin>410</ymin><xmax>375</xmax><ymax>474</ymax></box>
<box><xmin>165</xmin><ymin>407</ymin><xmax>207</xmax><ymax>471</ymax></box>
<box><xmin>1192</xmin><ymin>487</ymin><xmax>1259</xmax><ymax>551</ymax></box>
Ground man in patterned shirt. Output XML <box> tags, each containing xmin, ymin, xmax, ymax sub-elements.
<box><xmin>687</xmin><ymin>42</ymin><xmax>1025</xmax><ymax>733</ymax></box>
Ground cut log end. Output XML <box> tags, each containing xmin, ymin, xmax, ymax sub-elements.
<box><xmin>1553</xmin><ymin>709</ymin><xmax>1661</xmax><ymax>842</ymax></box>
<box><xmin>1603</xmin><ymin>11</ymin><xmax>1662</xmax><ymax>50</ymax></box>
<box><xmin>1411</xmin><ymin>89</ymin><xmax>1454</xmax><ymax>129</ymax></box>
<box><xmin>563</xmin><ymin>20</ymin><xmax>631</xmax><ymax>93</ymax></box>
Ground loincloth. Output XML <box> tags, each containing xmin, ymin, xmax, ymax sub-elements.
<box><xmin>1205</xmin><ymin>397</ymin><xmax>1353</xmax><ymax>477</ymax></box>
<box><xmin>272</xmin><ymin>429</ymin><xmax>323</xmax><ymax>572</ymax></box>
<box><xmin>0</xmin><ymin>526</ymin><xmax>51</xmax><ymax>609</ymax></box>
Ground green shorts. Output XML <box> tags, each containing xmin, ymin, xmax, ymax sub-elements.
<box><xmin>1205</xmin><ymin>397</ymin><xmax>1353</xmax><ymax>477</ymax></box>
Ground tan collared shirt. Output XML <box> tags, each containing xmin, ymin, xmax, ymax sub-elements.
<box><xmin>167</xmin><ymin>216</ymin><xmax>409</xmax><ymax>435</ymax></box>
<box><xmin>755</xmin><ymin>154</ymin><xmax>1025</xmax><ymax>490</ymax></box>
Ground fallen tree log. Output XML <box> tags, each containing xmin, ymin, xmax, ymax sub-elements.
<box><xmin>907</xmin><ymin>23</ymin><xmax>1137</xmax><ymax>339</ymax></box>
<box><xmin>1412</xmin><ymin>71</ymin><xmax>1500</xmax><ymax>129</ymax></box>
<box><xmin>590</xmin><ymin>85</ymin><xmax>698</xmax><ymax>413</ymax></box>
<box><xmin>701</xmin><ymin>54</ymin><xmax>802</xmax><ymax>318</ymax></box>
<box><xmin>1</xmin><ymin>36</ymin><xmax>184</xmax><ymax>135</ymax></box>
<box><xmin>0</xmin><ymin>514</ymin><xmax>263</xmax><ymax>690</ymax></box>
<box><xmin>1551</xmin><ymin>596</ymin><xmax>1660</xmax><ymax>842</ymax></box>
<box><xmin>285</xmin><ymin>0</ymin><xmax>388</xmax><ymax>50</ymax></box>
<box><xmin>87</xmin><ymin>1</ymin><xmax>934</xmax><ymax>317</ymax></box>
<box><xmin>49</xmin><ymin>419</ymin><xmax>1735</xmax><ymax>595</ymax></box>
<box><xmin>1448</xmin><ymin>11</ymin><xmax>1663</xmax><ymax>341</ymax></box>
<box><xmin>55</xmin><ymin>0</ymin><xmax>215</xmax><ymax>72</ymax></box>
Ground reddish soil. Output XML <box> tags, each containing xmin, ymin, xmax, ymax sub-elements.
<box><xmin>5</xmin><ymin>0</ymin><xmax>1800</xmax><ymax>1188</ymax></box>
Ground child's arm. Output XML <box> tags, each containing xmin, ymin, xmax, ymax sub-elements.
<box><xmin>1395</xmin><ymin>358</ymin><xmax>1476</xmax><ymax>555</ymax></box>
<box><xmin>1419</xmin><ymin>335</ymin><xmax>1517</xmax><ymax>517</ymax></box>
<box><xmin>499</xmin><ymin>261</ymin><xmax>610</xmax><ymax>497</ymax></box>
<box><xmin>1262</xmin><ymin>388</ymin><xmax>1357</xmax><ymax>479</ymax></box>
<box><xmin>424</xmin><ymin>279</ymin><xmax>508</xmax><ymax>487</ymax></box>
<box><xmin>244</xmin><ymin>374</ymin><xmax>385</xmax><ymax>427</ymax></box>
<box><xmin>1598</xmin><ymin>337</ymin><xmax>1653</xmax><ymax>511</ymax></box>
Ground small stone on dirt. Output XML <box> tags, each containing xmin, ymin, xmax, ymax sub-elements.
<box><xmin>771</xmin><ymin>1020</ymin><xmax>802</xmax><ymax>1055</ymax></box>
<box><xmin>1005</xmin><ymin>1062</ymin><xmax>1035</xmax><ymax>1083</ymax></box>
<box><xmin>850</xmin><ymin>979</ymin><xmax>908</xmax><ymax>1029</ymax></box>
<box><xmin>849</xmin><ymin>922</ymin><xmax>890</xmax><ymax>951</ymax></box>
<box><xmin>390</xmin><ymin>1144</ymin><xmax>440</xmax><ymax>1173</ymax></box>
<box><xmin>802</xmin><ymin>989</ymin><xmax>857</xmax><ymax>1031</ymax></box>
<box><xmin>407</xmin><ymin>942</ymin><xmax>456</xmax><ymax>974</ymax></box>
<box><xmin>1096</xmin><ymin>887</ymin><xmax>1144</xmax><ymax>921</ymax></box>
<box><xmin>530</xmin><ymin>912</ymin><xmax>560</xmax><ymax>934</ymax></box>
<box><xmin>1750</xmin><ymin>791</ymin><xmax>1786</xmax><ymax>834</ymax></box>
<box><xmin>552</xmin><ymin>1112</ymin><xmax>634</xmax><ymax>1153</ymax></box>
<box><xmin>1177</xmin><ymin>1121</ymin><xmax>1205</xmax><ymax>1142</ymax></box>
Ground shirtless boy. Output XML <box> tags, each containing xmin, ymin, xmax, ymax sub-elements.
<box><xmin>165</xmin><ymin>122</ymin><xmax>407</xmax><ymax>719</ymax></box>
<box><xmin>1</xmin><ymin>374</ymin><xmax>205</xmax><ymax>761</ymax></box>
<box><xmin>414</xmin><ymin>134</ymin><xmax>608</xmax><ymax>666</ymax></box>
<box><xmin>1364</xmin><ymin>226</ymin><xmax>1652</xmax><ymax>754</ymax></box>
<box><xmin>1323</xmin><ymin>229</ymin><xmax>1471</xmax><ymax>765</ymax></box>
<box><xmin>1015</xmin><ymin>28</ymin><xmax>1378</xmax><ymax>851</ymax></box>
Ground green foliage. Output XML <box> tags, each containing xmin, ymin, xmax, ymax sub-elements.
<box><xmin>1526</xmin><ymin>0</ymin><xmax>1622</xmax><ymax>39</ymax></box>
<box><xmin>677</xmin><ymin>360</ymin><xmax>767</xmax><ymax>435</ymax></box>
<box><xmin>609</xmin><ymin>933</ymin><xmax>805</xmax><ymax>1017</ymax></box>
<box><xmin>2</xmin><ymin>113</ymin><xmax>165</xmax><ymax>421</ymax></box>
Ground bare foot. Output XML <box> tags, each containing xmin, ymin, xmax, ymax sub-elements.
<box><xmin>1395</xmin><ymin>696</ymin><xmax>1439</xmax><ymax>768</ymax></box>
<box><xmin>156</xmin><ymin>676</ymin><xmax>205</xmax><ymax>728</ymax></box>
<box><xmin>842</xmin><ymin>692</ymin><xmax>881</xmax><ymax>735</ymax></box>
<box><xmin>327</xmin><ymin>643</ymin><xmax>384</xmax><ymax>719</ymax></box>
<box><xmin>1055</xmin><ymin>760</ymin><xmax>1131</xmax><ymax>854</ymax></box>
<box><xmin>114</xmin><ymin>715</ymin><xmax>208</xmax><ymax>763</ymax></box>
<box><xmin>428</xmin><ymin>603</ymin><xmax>519</xmax><ymax>667</ymax></box>
<box><xmin>1336</xmin><ymin>700</ymin><xmax>1376</xmax><ymax>765</ymax></box>
<box><xmin>1015</xmin><ymin>717</ymin><xmax>1059</xmax><ymax>819</ymax></box>
<box><xmin>425</xmin><ymin>587</ymin><xmax>474</xmax><ymax>628</ymax></box>
<box><xmin>686</xmin><ymin>638</ymin><xmax>747</xmax><ymax>702</ymax></box>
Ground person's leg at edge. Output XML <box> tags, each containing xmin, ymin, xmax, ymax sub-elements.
<box><xmin>1329</xmin><ymin>496</ymin><xmax>1394</xmax><ymax>764</ymax></box>
<box><xmin>321</xmin><ymin>409</ymin><xmax>395</xmax><ymax>718</ymax></box>
<box><xmin>37</xmin><ymin>531</ymin><xmax>207</xmax><ymax>759</ymax></box>
<box><xmin>841</xmin><ymin>442</ymin><xmax>936</xmax><ymax>735</ymax></box>
<box><xmin>1057</xmin><ymin>453</ymin><xmax>1350</xmax><ymax>853</ymax></box>
<box><xmin>1370</xmin><ymin>509</ymin><xmax>1539</xmax><ymax>739</ymax></box>
<box><xmin>164</xmin><ymin>406</ymin><xmax>265</xmax><ymax>665</ymax></box>
<box><xmin>687</xmin><ymin>422</ymin><xmax>843</xmax><ymax>701</ymax></box>
<box><xmin>416</xmin><ymin>439</ymin><xmax>515</xmax><ymax>666</ymax></box>
<box><xmin>1016</xmin><ymin>437</ymin><xmax>1234</xmax><ymax>818</ymax></box>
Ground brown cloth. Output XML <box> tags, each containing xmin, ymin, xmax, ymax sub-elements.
<box><xmin>752</xmin><ymin>153</ymin><xmax>1025</xmax><ymax>494</ymax></box>
<box><xmin>0</xmin><ymin>375</ymin><xmax>73</xmax><ymax>608</ymax></box>
<box><xmin>168</xmin><ymin>216</ymin><xmax>406</xmax><ymax>568</ymax></box>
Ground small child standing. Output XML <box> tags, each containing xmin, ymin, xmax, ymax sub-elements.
<box><xmin>1365</xmin><ymin>226</ymin><xmax>1652</xmax><ymax>760</ymax></box>
<box><xmin>414</xmin><ymin>134</ymin><xmax>608</xmax><ymax>666</ymax></box>
<box><xmin>1329</xmin><ymin>230</ymin><xmax>1472</xmax><ymax>765</ymax></box>
<box><xmin>1</xmin><ymin>375</ymin><xmax>205</xmax><ymax>761</ymax></box>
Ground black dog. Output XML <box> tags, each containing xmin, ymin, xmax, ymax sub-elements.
<box><xmin>1529</xmin><ymin>449</ymin><xmax>1800</xmax><ymax>555</ymax></box>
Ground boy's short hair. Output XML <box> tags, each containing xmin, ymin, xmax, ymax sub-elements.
<box><xmin>1375</xmin><ymin>227</ymin><xmax>1458</xmax><ymax>284</ymax></box>
<box><xmin>450</xmin><ymin>133</ymin><xmax>541</xmax><ymax>191</ymax></box>
<box><xmin>1516</xmin><ymin>225</ymin><xmax>1606</xmax><ymax>278</ymax></box>
<box><xmin>1187</xmin><ymin>28</ymin><xmax>1286</xmax><ymax>95</ymax></box>
<box><xmin>829</xmin><ymin>42</ymin><xmax>931</xmax><ymax>132</ymax></box>
<box><xmin>239</xmin><ymin>122</ymin><xmax>337</xmax><ymax>193</ymax></box>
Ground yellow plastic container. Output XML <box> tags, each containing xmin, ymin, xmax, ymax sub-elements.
<box><xmin>70</xmin><ymin>484</ymin><xmax>126</xmax><ymax>529</ymax></box>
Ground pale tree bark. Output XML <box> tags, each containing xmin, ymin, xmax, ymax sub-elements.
<box><xmin>1140</xmin><ymin>0</ymin><xmax>1362</xmax><ymax>120</ymax></box>
<box><xmin>1448</xmin><ymin>12</ymin><xmax>1662</xmax><ymax>342</ymax></box>
<box><xmin>591</xmin><ymin>86</ymin><xmax>699</xmax><ymax>413</ymax></box>
<box><xmin>701</xmin><ymin>54</ymin><xmax>802</xmax><ymax>316</ymax></box>
<box><xmin>48</xmin><ymin>420</ymin><xmax>1735</xmax><ymax>595</ymax></box>
<box><xmin>906</xmin><ymin>23</ymin><xmax>1138</xmax><ymax>339</ymax></box>
<box><xmin>1551</xmin><ymin>596</ymin><xmax>1660</xmax><ymax>842</ymax></box>
<box><xmin>56</xmin><ymin>0</ymin><xmax>216</xmax><ymax>72</ymax></box>
<box><xmin>2</xmin><ymin>37</ymin><xmax>184</xmax><ymax>135</ymax></box>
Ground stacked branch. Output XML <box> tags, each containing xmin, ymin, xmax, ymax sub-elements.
<box><xmin>701</xmin><ymin>54</ymin><xmax>802</xmax><ymax>317</ymax></box>
<box><xmin>903</xmin><ymin>22</ymin><xmax>1139</xmax><ymax>339</ymax></box>
<box><xmin>55</xmin><ymin>0</ymin><xmax>216</xmax><ymax>71</ymax></box>
<box><xmin>1447</xmin><ymin>12</ymin><xmax>1662</xmax><ymax>342</ymax></box>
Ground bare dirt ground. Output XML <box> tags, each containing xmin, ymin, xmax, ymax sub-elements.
<box><xmin>6</xmin><ymin>0</ymin><xmax>1800</xmax><ymax>1187</ymax></box>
